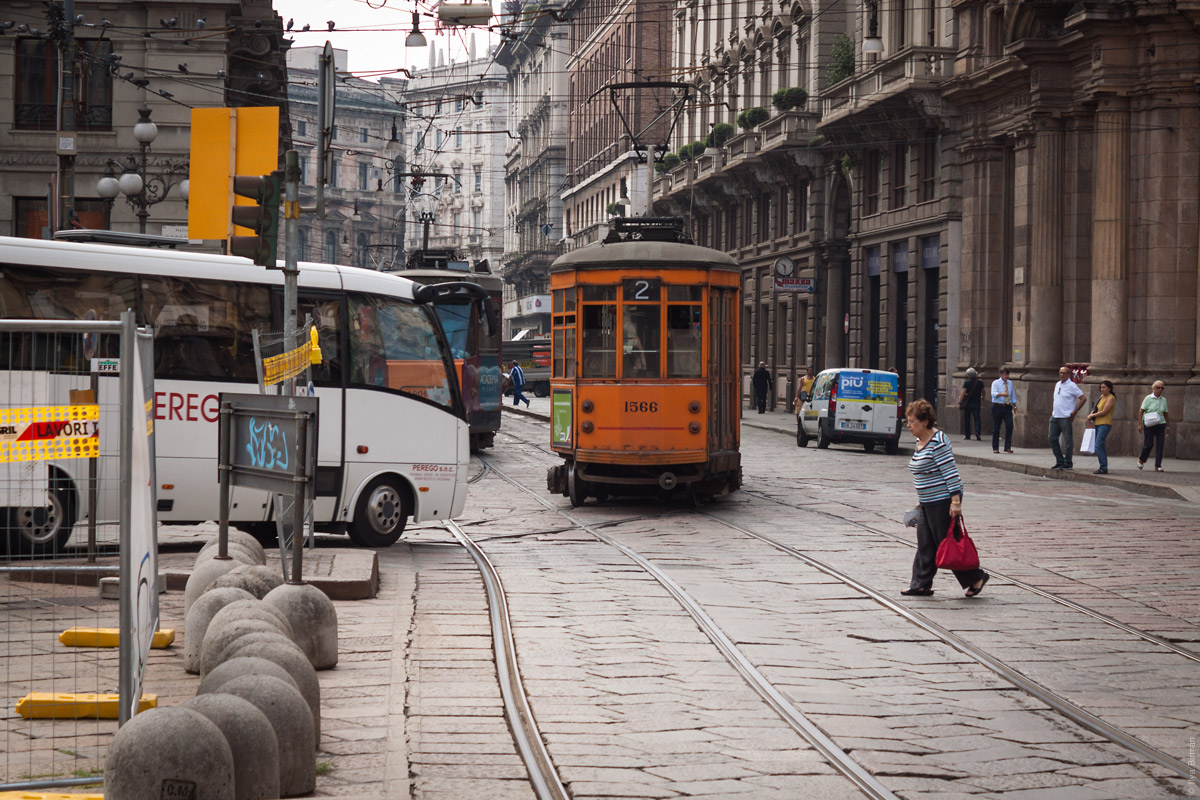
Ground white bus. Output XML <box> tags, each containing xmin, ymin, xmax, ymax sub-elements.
<box><xmin>0</xmin><ymin>234</ymin><xmax>470</xmax><ymax>552</ymax></box>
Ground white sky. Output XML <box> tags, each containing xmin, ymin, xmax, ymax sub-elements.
<box><xmin>273</xmin><ymin>0</ymin><xmax>500</xmax><ymax>79</ymax></box>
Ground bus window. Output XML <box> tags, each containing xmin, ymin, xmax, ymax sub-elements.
<box><xmin>433</xmin><ymin>302</ymin><xmax>472</xmax><ymax>360</ymax></box>
<box><xmin>298</xmin><ymin>295</ymin><xmax>343</xmax><ymax>387</ymax></box>
<box><xmin>0</xmin><ymin>266</ymin><xmax>136</xmax><ymax>370</ymax></box>
<box><xmin>666</xmin><ymin>304</ymin><xmax>702</xmax><ymax>377</ymax></box>
<box><xmin>580</xmin><ymin>303</ymin><xmax>615</xmax><ymax>378</ymax></box>
<box><xmin>349</xmin><ymin>293</ymin><xmax>454</xmax><ymax>408</ymax></box>
<box><xmin>141</xmin><ymin>276</ymin><xmax>271</xmax><ymax>381</ymax></box>
<box><xmin>622</xmin><ymin>304</ymin><xmax>660</xmax><ymax>379</ymax></box>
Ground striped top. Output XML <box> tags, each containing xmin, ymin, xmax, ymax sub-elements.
<box><xmin>908</xmin><ymin>429</ymin><xmax>964</xmax><ymax>504</ymax></box>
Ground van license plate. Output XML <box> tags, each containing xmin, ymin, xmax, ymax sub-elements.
<box><xmin>840</xmin><ymin>420</ymin><xmax>866</xmax><ymax>430</ymax></box>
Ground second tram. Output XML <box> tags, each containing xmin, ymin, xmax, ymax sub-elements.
<box><xmin>399</xmin><ymin>250</ymin><xmax>504</xmax><ymax>451</ymax></box>
<box><xmin>545</xmin><ymin>218</ymin><xmax>741</xmax><ymax>505</ymax></box>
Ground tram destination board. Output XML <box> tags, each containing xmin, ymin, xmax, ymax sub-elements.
<box><xmin>217</xmin><ymin>393</ymin><xmax>318</xmax><ymax>494</ymax></box>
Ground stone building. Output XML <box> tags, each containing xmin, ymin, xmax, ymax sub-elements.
<box><xmin>286</xmin><ymin>46</ymin><xmax>408</xmax><ymax>269</ymax></box>
<box><xmin>945</xmin><ymin>0</ymin><xmax>1200</xmax><ymax>456</ymax></box>
<box><xmin>0</xmin><ymin>0</ymin><xmax>285</xmax><ymax>241</ymax></box>
<box><xmin>495</xmin><ymin>2</ymin><xmax>569</xmax><ymax>340</ymax></box>
<box><xmin>401</xmin><ymin>49</ymin><xmax>508</xmax><ymax>273</ymax></box>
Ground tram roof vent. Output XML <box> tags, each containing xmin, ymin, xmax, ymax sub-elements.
<box><xmin>603</xmin><ymin>217</ymin><xmax>693</xmax><ymax>245</ymax></box>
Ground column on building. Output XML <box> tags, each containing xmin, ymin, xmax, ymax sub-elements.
<box><xmin>1089</xmin><ymin>96</ymin><xmax>1130</xmax><ymax>368</ymax></box>
<box><xmin>1027</xmin><ymin>116</ymin><xmax>1064</xmax><ymax>367</ymax></box>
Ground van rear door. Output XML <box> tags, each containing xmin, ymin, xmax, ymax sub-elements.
<box><xmin>833</xmin><ymin>371</ymin><xmax>873</xmax><ymax>433</ymax></box>
<box><xmin>864</xmin><ymin>371</ymin><xmax>901</xmax><ymax>434</ymax></box>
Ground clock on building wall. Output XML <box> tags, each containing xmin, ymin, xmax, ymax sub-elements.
<box><xmin>774</xmin><ymin>256</ymin><xmax>795</xmax><ymax>277</ymax></box>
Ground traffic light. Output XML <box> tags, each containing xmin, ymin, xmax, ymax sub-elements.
<box><xmin>229</xmin><ymin>170</ymin><xmax>282</xmax><ymax>267</ymax></box>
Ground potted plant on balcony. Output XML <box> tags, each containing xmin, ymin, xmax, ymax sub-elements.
<box><xmin>706</xmin><ymin>122</ymin><xmax>735</xmax><ymax>148</ymax></box>
<box><xmin>656</xmin><ymin>152</ymin><xmax>682</xmax><ymax>173</ymax></box>
<box><xmin>606</xmin><ymin>201</ymin><xmax>626</xmax><ymax>217</ymax></box>
<box><xmin>826</xmin><ymin>33</ymin><xmax>856</xmax><ymax>86</ymax></box>
<box><xmin>771</xmin><ymin>87</ymin><xmax>809</xmax><ymax>110</ymax></box>
<box><xmin>736</xmin><ymin>107</ymin><xmax>770</xmax><ymax>130</ymax></box>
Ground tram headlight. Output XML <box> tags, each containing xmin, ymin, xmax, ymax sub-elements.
<box><xmin>688</xmin><ymin>422</ymin><xmax>701</xmax><ymax>434</ymax></box>
<box><xmin>582</xmin><ymin>399</ymin><xmax>594</xmax><ymax>413</ymax></box>
<box><xmin>581</xmin><ymin>420</ymin><xmax>594</xmax><ymax>433</ymax></box>
<box><xmin>689</xmin><ymin>402</ymin><xmax>700</xmax><ymax>413</ymax></box>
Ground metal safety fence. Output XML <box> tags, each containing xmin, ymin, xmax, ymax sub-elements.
<box><xmin>1</xmin><ymin>313</ymin><xmax>157</xmax><ymax>792</ymax></box>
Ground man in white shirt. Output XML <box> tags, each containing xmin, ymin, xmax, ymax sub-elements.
<box><xmin>990</xmin><ymin>367</ymin><xmax>1017</xmax><ymax>453</ymax></box>
<box><xmin>1049</xmin><ymin>365</ymin><xmax>1086</xmax><ymax>470</ymax></box>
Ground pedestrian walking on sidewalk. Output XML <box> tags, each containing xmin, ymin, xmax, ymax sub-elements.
<box><xmin>509</xmin><ymin>360</ymin><xmax>530</xmax><ymax>407</ymax></box>
<box><xmin>900</xmin><ymin>399</ymin><xmax>989</xmax><ymax>599</ymax></box>
<box><xmin>990</xmin><ymin>367</ymin><xmax>1017</xmax><ymax>453</ymax></box>
<box><xmin>1049</xmin><ymin>366</ymin><xmax>1086</xmax><ymax>470</ymax></box>
<box><xmin>794</xmin><ymin>364</ymin><xmax>816</xmax><ymax>410</ymax></box>
<box><xmin>1086</xmin><ymin>380</ymin><xmax>1116</xmax><ymax>474</ymax></box>
<box><xmin>958</xmin><ymin>368</ymin><xmax>984</xmax><ymax>440</ymax></box>
<box><xmin>1137</xmin><ymin>380</ymin><xmax>1170</xmax><ymax>471</ymax></box>
<box><xmin>752</xmin><ymin>362</ymin><xmax>772</xmax><ymax>414</ymax></box>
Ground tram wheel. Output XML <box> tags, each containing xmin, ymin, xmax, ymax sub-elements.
<box><xmin>684</xmin><ymin>483</ymin><xmax>702</xmax><ymax>508</ymax></box>
<box><xmin>567</xmin><ymin>464</ymin><xmax>586</xmax><ymax>508</ymax></box>
<box><xmin>593</xmin><ymin>485</ymin><xmax>609</xmax><ymax>503</ymax></box>
<box><xmin>349</xmin><ymin>477</ymin><xmax>410</xmax><ymax>547</ymax></box>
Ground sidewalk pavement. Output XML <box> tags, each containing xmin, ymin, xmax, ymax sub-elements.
<box><xmin>504</xmin><ymin>399</ymin><xmax>1199</xmax><ymax>503</ymax></box>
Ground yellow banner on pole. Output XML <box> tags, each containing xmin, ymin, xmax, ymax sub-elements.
<box><xmin>0</xmin><ymin>405</ymin><xmax>100</xmax><ymax>463</ymax></box>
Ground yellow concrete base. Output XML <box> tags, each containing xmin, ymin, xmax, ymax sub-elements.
<box><xmin>0</xmin><ymin>794</ymin><xmax>103</xmax><ymax>799</ymax></box>
<box><xmin>58</xmin><ymin>628</ymin><xmax>176</xmax><ymax>649</ymax></box>
<box><xmin>15</xmin><ymin>692</ymin><xmax>157</xmax><ymax>719</ymax></box>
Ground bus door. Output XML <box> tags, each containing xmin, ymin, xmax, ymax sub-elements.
<box><xmin>296</xmin><ymin>291</ymin><xmax>346</xmax><ymax>523</ymax></box>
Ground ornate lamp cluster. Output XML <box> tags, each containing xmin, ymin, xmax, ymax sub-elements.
<box><xmin>95</xmin><ymin>107</ymin><xmax>189</xmax><ymax>233</ymax></box>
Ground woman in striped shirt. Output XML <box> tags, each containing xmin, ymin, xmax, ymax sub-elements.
<box><xmin>901</xmin><ymin>399</ymin><xmax>990</xmax><ymax>598</ymax></box>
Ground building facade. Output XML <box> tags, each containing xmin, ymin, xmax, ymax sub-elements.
<box><xmin>286</xmin><ymin>46</ymin><xmax>409</xmax><ymax>269</ymax></box>
<box><xmin>496</xmin><ymin>3</ymin><xmax>569</xmax><ymax>340</ymax></box>
<box><xmin>401</xmin><ymin>50</ymin><xmax>508</xmax><ymax>273</ymax></box>
<box><xmin>0</xmin><ymin>0</ymin><xmax>285</xmax><ymax>241</ymax></box>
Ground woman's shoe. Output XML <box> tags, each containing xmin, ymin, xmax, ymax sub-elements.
<box><xmin>900</xmin><ymin>587</ymin><xmax>934</xmax><ymax>597</ymax></box>
<box><xmin>965</xmin><ymin>574</ymin><xmax>990</xmax><ymax>597</ymax></box>
<box><xmin>1137</xmin><ymin>461</ymin><xmax>1144</xmax><ymax>470</ymax></box>
<box><xmin>1156</xmin><ymin>467</ymin><xmax>1164</xmax><ymax>472</ymax></box>
<box><xmin>1094</xmin><ymin>469</ymin><xmax>1107</xmax><ymax>474</ymax></box>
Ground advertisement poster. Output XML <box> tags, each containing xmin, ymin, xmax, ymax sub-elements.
<box><xmin>551</xmin><ymin>389</ymin><xmax>573</xmax><ymax>446</ymax></box>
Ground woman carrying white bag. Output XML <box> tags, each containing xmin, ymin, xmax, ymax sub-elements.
<box><xmin>1137</xmin><ymin>380</ymin><xmax>1170</xmax><ymax>472</ymax></box>
<box><xmin>1083</xmin><ymin>380</ymin><xmax>1115</xmax><ymax>474</ymax></box>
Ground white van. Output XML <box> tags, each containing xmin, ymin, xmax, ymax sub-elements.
<box><xmin>796</xmin><ymin>368</ymin><xmax>903</xmax><ymax>454</ymax></box>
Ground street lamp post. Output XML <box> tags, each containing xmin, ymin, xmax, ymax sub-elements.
<box><xmin>95</xmin><ymin>107</ymin><xmax>189</xmax><ymax>234</ymax></box>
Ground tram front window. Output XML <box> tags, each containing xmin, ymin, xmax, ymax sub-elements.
<box><xmin>622</xmin><ymin>305</ymin><xmax>660</xmax><ymax>378</ymax></box>
<box><xmin>667</xmin><ymin>304</ymin><xmax>702</xmax><ymax>377</ymax></box>
<box><xmin>581</xmin><ymin>304</ymin><xmax>616</xmax><ymax>377</ymax></box>
<box><xmin>433</xmin><ymin>302</ymin><xmax>472</xmax><ymax>359</ymax></box>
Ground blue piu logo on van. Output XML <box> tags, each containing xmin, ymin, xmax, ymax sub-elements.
<box><xmin>839</xmin><ymin>372</ymin><xmax>899</xmax><ymax>402</ymax></box>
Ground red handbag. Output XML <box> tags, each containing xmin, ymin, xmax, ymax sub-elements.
<box><xmin>936</xmin><ymin>515</ymin><xmax>980</xmax><ymax>571</ymax></box>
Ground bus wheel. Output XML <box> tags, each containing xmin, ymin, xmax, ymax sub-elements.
<box><xmin>567</xmin><ymin>464</ymin><xmax>586</xmax><ymax>508</ymax></box>
<box><xmin>350</xmin><ymin>477</ymin><xmax>410</xmax><ymax>547</ymax></box>
<box><xmin>6</xmin><ymin>483</ymin><xmax>76</xmax><ymax>556</ymax></box>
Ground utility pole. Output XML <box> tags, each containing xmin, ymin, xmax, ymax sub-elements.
<box><xmin>55</xmin><ymin>0</ymin><xmax>78</xmax><ymax>232</ymax></box>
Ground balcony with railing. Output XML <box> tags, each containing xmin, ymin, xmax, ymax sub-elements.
<box><xmin>818</xmin><ymin>46</ymin><xmax>954</xmax><ymax>127</ymax></box>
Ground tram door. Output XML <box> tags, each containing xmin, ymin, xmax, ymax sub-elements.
<box><xmin>709</xmin><ymin>287</ymin><xmax>739</xmax><ymax>454</ymax></box>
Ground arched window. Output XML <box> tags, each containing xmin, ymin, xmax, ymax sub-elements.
<box><xmin>324</xmin><ymin>230</ymin><xmax>338</xmax><ymax>264</ymax></box>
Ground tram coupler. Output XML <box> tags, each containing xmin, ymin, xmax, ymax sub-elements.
<box><xmin>547</xmin><ymin>464</ymin><xmax>569</xmax><ymax>496</ymax></box>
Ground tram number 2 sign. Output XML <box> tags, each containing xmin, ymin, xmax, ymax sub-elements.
<box><xmin>622</xmin><ymin>278</ymin><xmax>661</xmax><ymax>302</ymax></box>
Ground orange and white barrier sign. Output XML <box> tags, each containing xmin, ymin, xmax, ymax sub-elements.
<box><xmin>0</xmin><ymin>405</ymin><xmax>99</xmax><ymax>463</ymax></box>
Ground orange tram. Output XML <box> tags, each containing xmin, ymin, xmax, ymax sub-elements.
<box><xmin>545</xmin><ymin>218</ymin><xmax>742</xmax><ymax>506</ymax></box>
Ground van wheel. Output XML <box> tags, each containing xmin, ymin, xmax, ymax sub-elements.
<box><xmin>885</xmin><ymin>438</ymin><xmax>900</xmax><ymax>455</ymax></box>
<box><xmin>863</xmin><ymin>442</ymin><xmax>876</xmax><ymax>454</ymax></box>
<box><xmin>796</xmin><ymin>419</ymin><xmax>809</xmax><ymax>448</ymax></box>
<box><xmin>349</xmin><ymin>477</ymin><xmax>410</xmax><ymax>547</ymax></box>
<box><xmin>816</xmin><ymin>423</ymin><xmax>831</xmax><ymax>449</ymax></box>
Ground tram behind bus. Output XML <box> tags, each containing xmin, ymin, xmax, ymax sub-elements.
<box><xmin>545</xmin><ymin>218</ymin><xmax>741</xmax><ymax>505</ymax></box>
<box><xmin>399</xmin><ymin>249</ymin><xmax>504</xmax><ymax>451</ymax></box>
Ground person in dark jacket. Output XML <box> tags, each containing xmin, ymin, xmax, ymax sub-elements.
<box><xmin>752</xmin><ymin>362</ymin><xmax>772</xmax><ymax>414</ymax></box>
<box><xmin>957</xmin><ymin>367</ymin><xmax>985</xmax><ymax>440</ymax></box>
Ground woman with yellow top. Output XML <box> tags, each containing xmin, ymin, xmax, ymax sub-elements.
<box><xmin>1086</xmin><ymin>380</ymin><xmax>1116</xmax><ymax>474</ymax></box>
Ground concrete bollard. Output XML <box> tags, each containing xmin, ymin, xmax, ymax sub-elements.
<box><xmin>239</xmin><ymin>564</ymin><xmax>285</xmax><ymax>593</ymax></box>
<box><xmin>263</xmin><ymin>582</ymin><xmax>339</xmax><ymax>670</ymax></box>
<box><xmin>217</xmin><ymin>674</ymin><xmax>316</xmax><ymax>798</ymax></box>
<box><xmin>200</xmin><ymin>531</ymin><xmax>267</xmax><ymax>562</ymax></box>
<box><xmin>208</xmin><ymin>599</ymin><xmax>295</xmax><ymax>641</ymax></box>
<box><xmin>199</xmin><ymin>655</ymin><xmax>318</xmax><ymax>744</ymax></box>
<box><xmin>200</xmin><ymin>618</ymin><xmax>293</xmax><ymax>677</ymax></box>
<box><xmin>224</xmin><ymin>637</ymin><xmax>322</xmax><ymax>747</ymax></box>
<box><xmin>208</xmin><ymin>568</ymin><xmax>274</xmax><ymax>599</ymax></box>
<box><xmin>183</xmin><ymin>587</ymin><xmax>258</xmax><ymax>674</ymax></box>
<box><xmin>105</xmin><ymin>706</ymin><xmax>234</xmax><ymax>800</ymax></box>
<box><xmin>183</xmin><ymin>693</ymin><xmax>281</xmax><ymax>800</ymax></box>
<box><xmin>184</xmin><ymin>557</ymin><xmax>243</xmax><ymax>616</ymax></box>
<box><xmin>195</xmin><ymin>541</ymin><xmax>265</xmax><ymax>568</ymax></box>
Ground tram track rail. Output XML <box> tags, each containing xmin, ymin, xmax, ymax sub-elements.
<box><xmin>740</xmin><ymin>488</ymin><xmax>1200</xmax><ymax>664</ymax></box>
<box><xmin>474</xmin><ymin>442</ymin><xmax>1195</xmax><ymax>786</ymax></box>
<box><xmin>476</xmin><ymin>455</ymin><xmax>902</xmax><ymax>800</ymax></box>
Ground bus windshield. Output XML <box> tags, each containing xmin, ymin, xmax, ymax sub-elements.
<box><xmin>348</xmin><ymin>293</ymin><xmax>456</xmax><ymax>409</ymax></box>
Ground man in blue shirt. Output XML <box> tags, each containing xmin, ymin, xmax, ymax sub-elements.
<box><xmin>990</xmin><ymin>367</ymin><xmax>1017</xmax><ymax>453</ymax></box>
<box><xmin>509</xmin><ymin>360</ymin><xmax>530</xmax><ymax>407</ymax></box>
